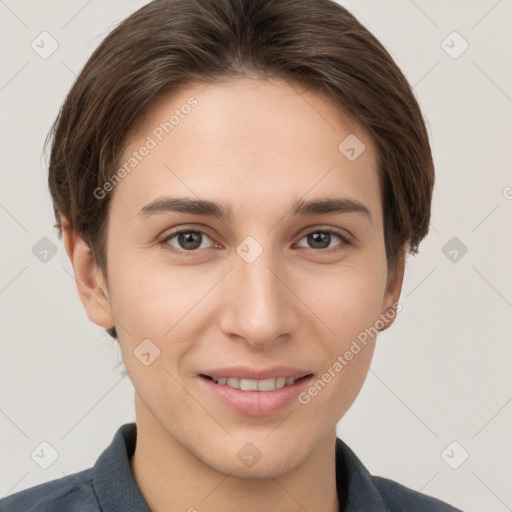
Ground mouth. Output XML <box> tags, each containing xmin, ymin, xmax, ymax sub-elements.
<box><xmin>200</xmin><ymin>374</ymin><xmax>312</xmax><ymax>391</ymax></box>
<box><xmin>198</xmin><ymin>370</ymin><xmax>314</xmax><ymax>416</ymax></box>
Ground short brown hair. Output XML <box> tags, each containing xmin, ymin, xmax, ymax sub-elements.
<box><xmin>46</xmin><ymin>0</ymin><xmax>434</xmax><ymax>339</ymax></box>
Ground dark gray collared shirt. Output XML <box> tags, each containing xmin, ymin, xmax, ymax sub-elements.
<box><xmin>0</xmin><ymin>422</ymin><xmax>463</xmax><ymax>511</ymax></box>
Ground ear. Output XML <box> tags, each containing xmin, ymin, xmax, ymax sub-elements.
<box><xmin>61</xmin><ymin>216</ymin><xmax>115</xmax><ymax>330</ymax></box>
<box><xmin>378</xmin><ymin>247</ymin><xmax>406</xmax><ymax>332</ymax></box>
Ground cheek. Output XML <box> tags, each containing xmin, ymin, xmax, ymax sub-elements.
<box><xmin>109</xmin><ymin>258</ymin><xmax>202</xmax><ymax>410</ymax></box>
<box><xmin>108</xmin><ymin>248</ymin><xmax>200</xmax><ymax>332</ymax></box>
<box><xmin>107</xmin><ymin>251</ymin><xmax>221</xmax><ymax>386</ymax></box>
<box><xmin>303</xmin><ymin>260</ymin><xmax>387</xmax><ymax>345</ymax></box>
<box><xmin>295</xmin><ymin>270</ymin><xmax>383</xmax><ymax>421</ymax></box>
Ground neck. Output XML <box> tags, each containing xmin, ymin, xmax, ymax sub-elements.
<box><xmin>129</xmin><ymin>394</ymin><xmax>340</xmax><ymax>512</ymax></box>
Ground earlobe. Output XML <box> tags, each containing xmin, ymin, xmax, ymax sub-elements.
<box><xmin>61</xmin><ymin>217</ymin><xmax>115</xmax><ymax>329</ymax></box>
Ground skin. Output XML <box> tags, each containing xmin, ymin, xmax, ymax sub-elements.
<box><xmin>62</xmin><ymin>77</ymin><xmax>405</xmax><ymax>512</ymax></box>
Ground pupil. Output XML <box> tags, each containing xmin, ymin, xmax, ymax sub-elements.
<box><xmin>309</xmin><ymin>232</ymin><xmax>330</xmax><ymax>249</ymax></box>
<box><xmin>179</xmin><ymin>232</ymin><xmax>201</xmax><ymax>250</ymax></box>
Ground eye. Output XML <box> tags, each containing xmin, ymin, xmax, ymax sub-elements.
<box><xmin>160</xmin><ymin>227</ymin><xmax>352</xmax><ymax>255</ymax></box>
<box><xmin>295</xmin><ymin>229</ymin><xmax>351</xmax><ymax>251</ymax></box>
<box><xmin>160</xmin><ymin>229</ymin><xmax>217</xmax><ymax>253</ymax></box>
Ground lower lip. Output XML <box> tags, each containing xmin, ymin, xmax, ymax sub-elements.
<box><xmin>199</xmin><ymin>375</ymin><xmax>313</xmax><ymax>417</ymax></box>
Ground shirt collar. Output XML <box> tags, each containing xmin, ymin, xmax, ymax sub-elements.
<box><xmin>93</xmin><ymin>422</ymin><xmax>151</xmax><ymax>511</ymax></box>
<box><xmin>335</xmin><ymin>437</ymin><xmax>390</xmax><ymax>511</ymax></box>
<box><xmin>93</xmin><ymin>422</ymin><xmax>389</xmax><ymax>512</ymax></box>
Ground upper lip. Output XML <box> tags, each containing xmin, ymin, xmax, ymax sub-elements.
<box><xmin>200</xmin><ymin>366</ymin><xmax>313</xmax><ymax>381</ymax></box>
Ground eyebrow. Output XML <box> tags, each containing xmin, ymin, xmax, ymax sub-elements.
<box><xmin>137</xmin><ymin>196</ymin><xmax>372</xmax><ymax>221</ymax></box>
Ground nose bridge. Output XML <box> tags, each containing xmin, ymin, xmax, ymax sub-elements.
<box><xmin>220</xmin><ymin>237</ymin><xmax>295</xmax><ymax>346</ymax></box>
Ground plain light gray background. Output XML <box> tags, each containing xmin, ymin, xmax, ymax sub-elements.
<box><xmin>1</xmin><ymin>1</ymin><xmax>511</xmax><ymax>511</ymax></box>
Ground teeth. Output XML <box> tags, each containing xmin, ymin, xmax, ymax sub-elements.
<box><xmin>241</xmin><ymin>379</ymin><xmax>259</xmax><ymax>391</ymax></box>
<box><xmin>257</xmin><ymin>378</ymin><xmax>276</xmax><ymax>391</ymax></box>
<box><xmin>227</xmin><ymin>378</ymin><xmax>240</xmax><ymax>389</ymax></box>
<box><xmin>275</xmin><ymin>377</ymin><xmax>287</xmax><ymax>388</ymax></box>
<box><xmin>213</xmin><ymin>376</ymin><xmax>299</xmax><ymax>391</ymax></box>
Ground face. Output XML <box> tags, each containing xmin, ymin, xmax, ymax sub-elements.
<box><xmin>72</xmin><ymin>77</ymin><xmax>403</xmax><ymax>478</ymax></box>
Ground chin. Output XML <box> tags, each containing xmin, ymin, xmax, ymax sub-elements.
<box><xmin>206</xmin><ymin>445</ymin><xmax>306</xmax><ymax>480</ymax></box>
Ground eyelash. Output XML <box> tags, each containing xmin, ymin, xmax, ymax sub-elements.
<box><xmin>158</xmin><ymin>227</ymin><xmax>352</xmax><ymax>255</ymax></box>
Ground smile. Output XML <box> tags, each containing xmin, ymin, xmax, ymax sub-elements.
<box><xmin>199</xmin><ymin>372</ymin><xmax>314</xmax><ymax>416</ymax></box>
<box><xmin>202</xmin><ymin>375</ymin><xmax>309</xmax><ymax>391</ymax></box>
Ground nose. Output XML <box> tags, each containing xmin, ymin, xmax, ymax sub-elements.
<box><xmin>218</xmin><ymin>246</ymin><xmax>298</xmax><ymax>349</ymax></box>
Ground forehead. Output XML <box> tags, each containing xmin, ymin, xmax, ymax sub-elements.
<box><xmin>110</xmin><ymin>77</ymin><xmax>381</xmax><ymax>222</ymax></box>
